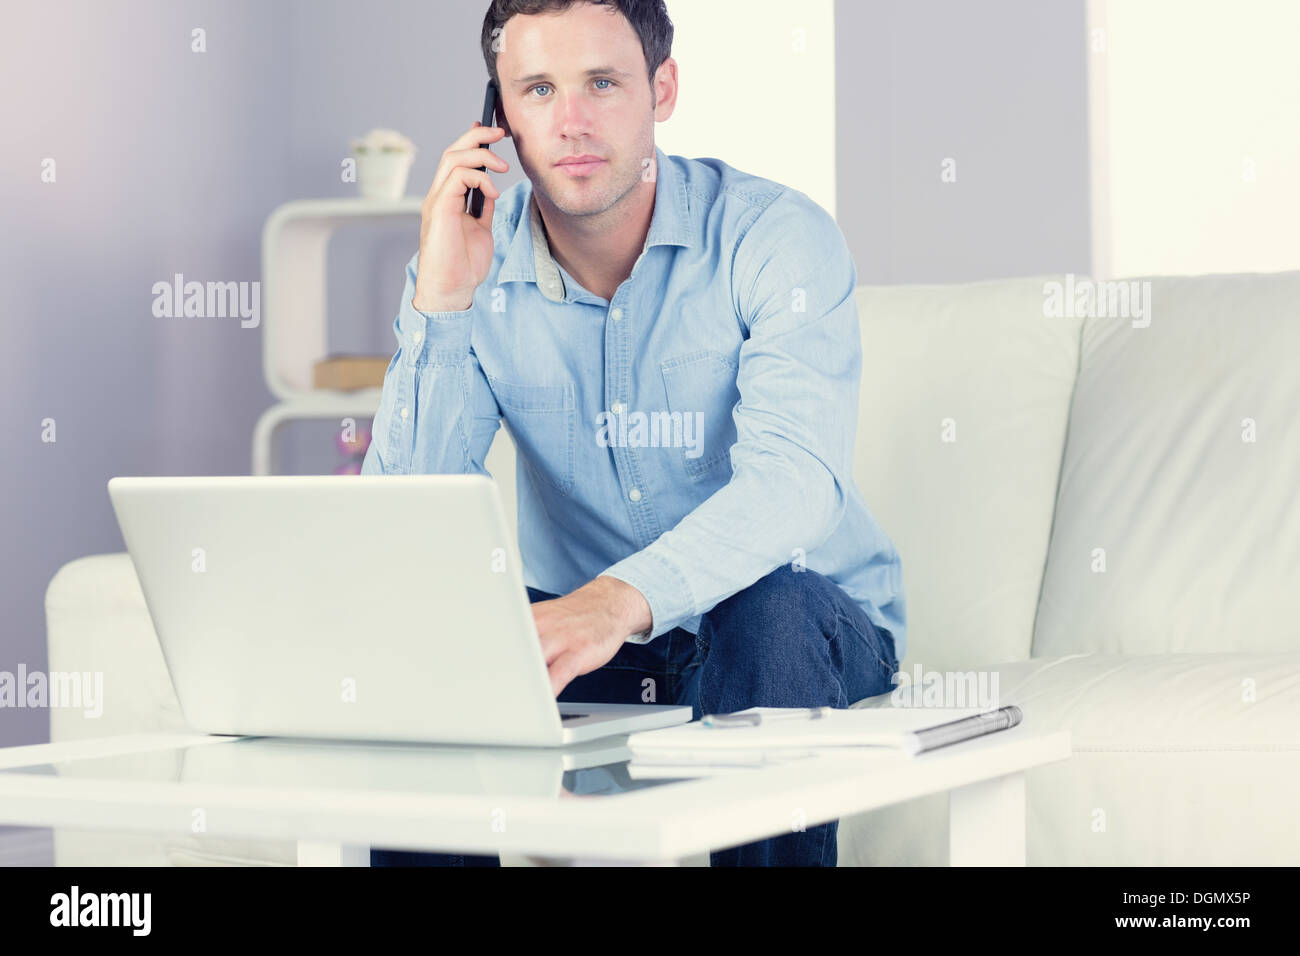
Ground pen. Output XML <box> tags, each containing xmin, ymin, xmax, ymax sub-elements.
<box><xmin>701</xmin><ymin>706</ymin><xmax>831</xmax><ymax>728</ymax></box>
<box><xmin>909</xmin><ymin>705</ymin><xmax>1022</xmax><ymax>754</ymax></box>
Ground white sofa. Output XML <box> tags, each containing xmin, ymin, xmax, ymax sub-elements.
<box><xmin>44</xmin><ymin>270</ymin><xmax>1300</xmax><ymax>865</ymax></box>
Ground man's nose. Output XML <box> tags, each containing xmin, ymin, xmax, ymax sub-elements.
<box><xmin>557</xmin><ymin>91</ymin><xmax>594</xmax><ymax>139</ymax></box>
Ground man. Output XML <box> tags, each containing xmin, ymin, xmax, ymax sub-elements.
<box><xmin>365</xmin><ymin>0</ymin><xmax>905</xmax><ymax>867</ymax></box>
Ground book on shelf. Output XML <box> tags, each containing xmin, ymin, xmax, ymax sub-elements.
<box><xmin>312</xmin><ymin>355</ymin><xmax>390</xmax><ymax>391</ymax></box>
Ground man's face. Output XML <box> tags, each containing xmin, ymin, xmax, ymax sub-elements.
<box><xmin>495</xmin><ymin>2</ymin><xmax>672</xmax><ymax>218</ymax></box>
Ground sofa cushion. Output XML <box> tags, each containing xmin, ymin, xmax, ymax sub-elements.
<box><xmin>838</xmin><ymin>651</ymin><xmax>1300</xmax><ymax>865</ymax></box>
<box><xmin>853</xmin><ymin>278</ymin><xmax>1084</xmax><ymax>673</ymax></box>
<box><xmin>1033</xmin><ymin>270</ymin><xmax>1300</xmax><ymax>656</ymax></box>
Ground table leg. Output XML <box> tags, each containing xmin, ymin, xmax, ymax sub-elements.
<box><xmin>949</xmin><ymin>771</ymin><xmax>1025</xmax><ymax>866</ymax></box>
<box><xmin>297</xmin><ymin>841</ymin><xmax>371</xmax><ymax>866</ymax></box>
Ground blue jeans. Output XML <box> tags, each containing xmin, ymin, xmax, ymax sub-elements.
<box><xmin>370</xmin><ymin>565</ymin><xmax>898</xmax><ymax>867</ymax></box>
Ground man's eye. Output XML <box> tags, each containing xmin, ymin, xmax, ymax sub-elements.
<box><xmin>525</xmin><ymin>79</ymin><xmax>611</xmax><ymax>97</ymax></box>
<box><xmin>594</xmin><ymin>78</ymin><xmax>612</xmax><ymax>90</ymax></box>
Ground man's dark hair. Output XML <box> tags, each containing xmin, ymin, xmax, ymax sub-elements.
<box><xmin>480</xmin><ymin>0</ymin><xmax>673</xmax><ymax>89</ymax></box>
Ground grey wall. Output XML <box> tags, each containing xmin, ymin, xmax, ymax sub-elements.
<box><xmin>835</xmin><ymin>0</ymin><xmax>1091</xmax><ymax>283</ymax></box>
<box><xmin>0</xmin><ymin>0</ymin><xmax>504</xmax><ymax>749</ymax></box>
<box><xmin>0</xmin><ymin>0</ymin><xmax>1089</xmax><ymax>751</ymax></box>
<box><xmin>1</xmin><ymin>0</ymin><xmax>289</xmax><ymax>750</ymax></box>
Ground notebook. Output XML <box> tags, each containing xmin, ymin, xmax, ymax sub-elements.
<box><xmin>626</xmin><ymin>705</ymin><xmax>1022</xmax><ymax>776</ymax></box>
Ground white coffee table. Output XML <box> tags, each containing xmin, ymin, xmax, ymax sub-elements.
<box><xmin>0</xmin><ymin>725</ymin><xmax>1069</xmax><ymax>866</ymax></box>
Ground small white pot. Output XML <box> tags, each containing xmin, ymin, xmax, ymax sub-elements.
<box><xmin>354</xmin><ymin>149</ymin><xmax>415</xmax><ymax>200</ymax></box>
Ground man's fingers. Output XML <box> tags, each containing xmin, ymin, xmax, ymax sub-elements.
<box><xmin>430</xmin><ymin>150</ymin><xmax>504</xmax><ymax>198</ymax></box>
<box><xmin>548</xmin><ymin>654</ymin><xmax>577</xmax><ymax>698</ymax></box>
<box><xmin>534</xmin><ymin>607</ymin><xmax>564</xmax><ymax>665</ymax></box>
<box><xmin>420</xmin><ymin>123</ymin><xmax>506</xmax><ymax>208</ymax></box>
<box><xmin>537</xmin><ymin>628</ymin><xmax>564</xmax><ymax>666</ymax></box>
<box><xmin>448</xmin><ymin>122</ymin><xmax>507</xmax><ymax>154</ymax></box>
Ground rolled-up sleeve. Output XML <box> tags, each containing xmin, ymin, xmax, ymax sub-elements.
<box><xmin>601</xmin><ymin>192</ymin><xmax>862</xmax><ymax>640</ymax></box>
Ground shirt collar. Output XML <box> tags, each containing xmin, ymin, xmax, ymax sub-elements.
<box><xmin>497</xmin><ymin>146</ymin><xmax>694</xmax><ymax>303</ymax></box>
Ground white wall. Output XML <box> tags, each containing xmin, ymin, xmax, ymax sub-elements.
<box><xmin>657</xmin><ymin>0</ymin><xmax>836</xmax><ymax>216</ymax></box>
<box><xmin>1088</xmin><ymin>0</ymin><xmax>1300</xmax><ymax>277</ymax></box>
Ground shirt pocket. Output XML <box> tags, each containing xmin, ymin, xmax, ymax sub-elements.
<box><xmin>486</xmin><ymin>375</ymin><xmax>576</xmax><ymax>496</ymax></box>
<box><xmin>659</xmin><ymin>349</ymin><xmax>740</xmax><ymax>481</ymax></box>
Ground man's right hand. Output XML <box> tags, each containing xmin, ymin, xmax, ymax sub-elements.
<box><xmin>412</xmin><ymin>122</ymin><xmax>510</xmax><ymax>314</ymax></box>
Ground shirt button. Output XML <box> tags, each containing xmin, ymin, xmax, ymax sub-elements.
<box><xmin>610</xmin><ymin>308</ymin><xmax>623</xmax><ymax>322</ymax></box>
<box><xmin>400</xmin><ymin>407</ymin><xmax>409</xmax><ymax>420</ymax></box>
<box><xmin>412</xmin><ymin>330</ymin><xmax>423</xmax><ymax>345</ymax></box>
<box><xmin>611</xmin><ymin>401</ymin><xmax>625</xmax><ymax>415</ymax></box>
<box><xmin>628</xmin><ymin>487</ymin><xmax>642</xmax><ymax>502</ymax></box>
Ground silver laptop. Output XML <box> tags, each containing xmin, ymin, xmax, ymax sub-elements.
<box><xmin>107</xmin><ymin>475</ymin><xmax>692</xmax><ymax>746</ymax></box>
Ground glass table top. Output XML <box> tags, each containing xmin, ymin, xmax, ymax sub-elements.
<box><xmin>0</xmin><ymin>735</ymin><xmax>733</xmax><ymax>800</ymax></box>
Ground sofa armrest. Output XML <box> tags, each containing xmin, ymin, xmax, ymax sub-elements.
<box><xmin>44</xmin><ymin>552</ymin><xmax>294</xmax><ymax>866</ymax></box>
<box><xmin>45</xmin><ymin>553</ymin><xmax>191</xmax><ymax>741</ymax></box>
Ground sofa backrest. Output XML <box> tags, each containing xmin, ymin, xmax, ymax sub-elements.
<box><xmin>853</xmin><ymin>277</ymin><xmax>1085</xmax><ymax>673</ymax></box>
<box><xmin>1033</xmin><ymin>269</ymin><xmax>1300</xmax><ymax>656</ymax></box>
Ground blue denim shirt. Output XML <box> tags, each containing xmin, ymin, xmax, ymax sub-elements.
<box><xmin>361</xmin><ymin>147</ymin><xmax>906</xmax><ymax>660</ymax></box>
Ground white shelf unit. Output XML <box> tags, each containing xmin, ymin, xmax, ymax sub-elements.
<box><xmin>254</xmin><ymin>197</ymin><xmax>422</xmax><ymax>475</ymax></box>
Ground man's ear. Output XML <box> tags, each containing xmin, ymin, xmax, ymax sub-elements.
<box><xmin>652</xmin><ymin>56</ymin><xmax>679</xmax><ymax>123</ymax></box>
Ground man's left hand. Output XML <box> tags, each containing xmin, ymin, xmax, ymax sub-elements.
<box><xmin>533</xmin><ymin>576</ymin><xmax>652</xmax><ymax>697</ymax></box>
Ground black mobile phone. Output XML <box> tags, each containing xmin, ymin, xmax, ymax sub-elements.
<box><xmin>467</xmin><ymin>80</ymin><xmax>499</xmax><ymax>219</ymax></box>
